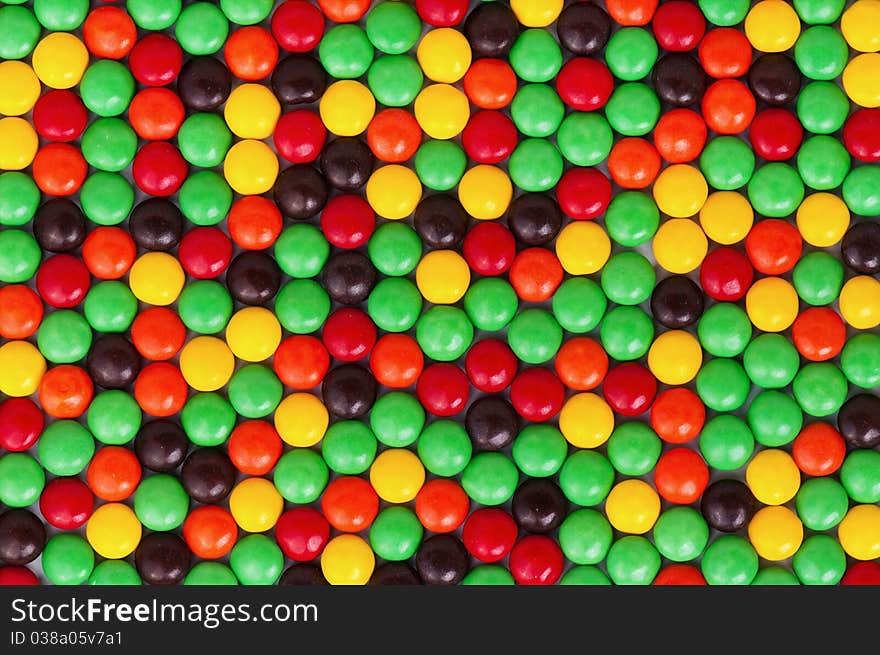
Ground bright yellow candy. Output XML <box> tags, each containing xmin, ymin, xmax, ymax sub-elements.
<box><xmin>748</xmin><ymin>506</ymin><xmax>804</xmax><ymax>562</ymax></box>
<box><xmin>842</xmin><ymin>0</ymin><xmax>880</xmax><ymax>52</ymax></box>
<box><xmin>414</xmin><ymin>84</ymin><xmax>470</xmax><ymax>140</ymax></box>
<box><xmin>558</xmin><ymin>392</ymin><xmax>614</xmax><ymax>448</ymax></box>
<box><xmin>699</xmin><ymin>191</ymin><xmax>754</xmax><ymax>245</ymax></box>
<box><xmin>652</xmin><ymin>218</ymin><xmax>708</xmax><ymax>274</ymax></box>
<box><xmin>366</xmin><ymin>165</ymin><xmax>422</xmax><ymax>220</ymax></box>
<box><xmin>843</xmin><ymin>53</ymin><xmax>880</xmax><ymax>108</ymax></box>
<box><xmin>229</xmin><ymin>477</ymin><xmax>283</xmax><ymax>533</ymax></box>
<box><xmin>129</xmin><ymin>252</ymin><xmax>185</xmax><ymax>306</ymax></box>
<box><xmin>0</xmin><ymin>118</ymin><xmax>38</xmax><ymax>171</ymax></box>
<box><xmin>0</xmin><ymin>61</ymin><xmax>40</xmax><ymax>116</ymax></box>
<box><xmin>652</xmin><ymin>164</ymin><xmax>708</xmax><ymax>218</ymax></box>
<box><xmin>416</xmin><ymin>250</ymin><xmax>470</xmax><ymax>304</ymax></box>
<box><xmin>0</xmin><ymin>341</ymin><xmax>45</xmax><ymax>397</ymax></box>
<box><xmin>555</xmin><ymin>221</ymin><xmax>611</xmax><ymax>275</ymax></box>
<box><xmin>795</xmin><ymin>193</ymin><xmax>849</xmax><ymax>247</ymax></box>
<box><xmin>647</xmin><ymin>330</ymin><xmax>703</xmax><ymax>385</ymax></box>
<box><xmin>274</xmin><ymin>393</ymin><xmax>329</xmax><ymax>447</ymax></box>
<box><xmin>223</xmin><ymin>83</ymin><xmax>281</xmax><ymax>139</ymax></box>
<box><xmin>605</xmin><ymin>480</ymin><xmax>661</xmax><ymax>535</ymax></box>
<box><xmin>321</xmin><ymin>535</ymin><xmax>375</xmax><ymax>585</ymax></box>
<box><xmin>223</xmin><ymin>139</ymin><xmax>279</xmax><ymax>195</ymax></box>
<box><xmin>417</xmin><ymin>28</ymin><xmax>472</xmax><ymax>83</ymax></box>
<box><xmin>31</xmin><ymin>33</ymin><xmax>89</xmax><ymax>89</ymax></box>
<box><xmin>179</xmin><ymin>336</ymin><xmax>235</xmax><ymax>391</ymax></box>
<box><xmin>511</xmin><ymin>0</ymin><xmax>563</xmax><ymax>27</ymax></box>
<box><xmin>319</xmin><ymin>80</ymin><xmax>375</xmax><ymax>136</ymax></box>
<box><xmin>86</xmin><ymin>503</ymin><xmax>142</xmax><ymax>559</ymax></box>
<box><xmin>458</xmin><ymin>165</ymin><xmax>512</xmax><ymax>220</ymax></box>
<box><xmin>369</xmin><ymin>449</ymin><xmax>425</xmax><ymax>503</ymax></box>
<box><xmin>838</xmin><ymin>505</ymin><xmax>880</xmax><ymax>560</ymax></box>
<box><xmin>839</xmin><ymin>275</ymin><xmax>880</xmax><ymax>329</ymax></box>
<box><xmin>745</xmin><ymin>277</ymin><xmax>799</xmax><ymax>332</ymax></box>
<box><xmin>225</xmin><ymin>307</ymin><xmax>282</xmax><ymax>362</ymax></box>
<box><xmin>746</xmin><ymin>449</ymin><xmax>800</xmax><ymax>505</ymax></box>
<box><xmin>745</xmin><ymin>0</ymin><xmax>801</xmax><ymax>52</ymax></box>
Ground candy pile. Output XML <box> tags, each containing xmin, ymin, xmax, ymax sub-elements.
<box><xmin>0</xmin><ymin>0</ymin><xmax>878</xmax><ymax>587</ymax></box>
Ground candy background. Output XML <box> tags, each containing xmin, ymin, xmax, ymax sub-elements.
<box><xmin>0</xmin><ymin>0</ymin><xmax>878</xmax><ymax>586</ymax></box>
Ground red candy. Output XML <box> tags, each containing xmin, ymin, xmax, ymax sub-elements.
<box><xmin>651</xmin><ymin>388</ymin><xmax>706</xmax><ymax>444</ymax></box>
<box><xmin>321</xmin><ymin>476</ymin><xmax>379</xmax><ymax>533</ymax></box>
<box><xmin>792</xmin><ymin>308</ymin><xmax>846</xmax><ymax>362</ymax></box>
<box><xmin>39</xmin><ymin>477</ymin><xmax>94</xmax><ymax>530</ymax></box>
<box><xmin>320</xmin><ymin>194</ymin><xmax>375</xmax><ymax>249</ymax></box>
<box><xmin>271</xmin><ymin>1</ymin><xmax>325</xmax><ymax>52</ymax></box>
<box><xmin>749</xmin><ymin>109</ymin><xmax>803</xmax><ymax>161</ymax></box>
<box><xmin>699</xmin><ymin>247</ymin><xmax>754</xmax><ymax>302</ymax></box>
<box><xmin>275</xmin><ymin>507</ymin><xmax>330</xmax><ymax>561</ymax></box>
<box><xmin>843</xmin><ymin>109</ymin><xmax>880</xmax><ymax>162</ymax></box>
<box><xmin>0</xmin><ymin>398</ymin><xmax>44</xmax><ymax>452</ymax></box>
<box><xmin>464</xmin><ymin>339</ymin><xmax>518</xmax><ymax>393</ymax></box>
<box><xmin>322</xmin><ymin>308</ymin><xmax>377</xmax><ymax>362</ymax></box>
<box><xmin>556</xmin><ymin>58</ymin><xmax>614</xmax><ymax>111</ymax></box>
<box><xmin>792</xmin><ymin>422</ymin><xmax>846</xmax><ymax>477</ymax></box>
<box><xmin>509</xmin><ymin>535</ymin><xmax>564</xmax><ymax>585</ymax></box>
<box><xmin>702</xmin><ymin>79</ymin><xmax>756</xmax><ymax>134</ymax></box>
<box><xmin>32</xmin><ymin>144</ymin><xmax>87</xmax><ymax>196</ymax></box>
<box><xmin>556</xmin><ymin>167</ymin><xmax>612</xmax><ymax>220</ymax></box>
<box><xmin>228</xmin><ymin>420</ymin><xmax>283</xmax><ymax>476</ymax></box>
<box><xmin>654</xmin><ymin>564</ymin><xmax>707</xmax><ymax>585</ymax></box>
<box><xmin>602</xmin><ymin>363</ymin><xmax>657</xmax><ymax>417</ymax></box>
<box><xmin>653</xmin><ymin>109</ymin><xmax>707</xmax><ymax>163</ymax></box>
<box><xmin>128</xmin><ymin>33</ymin><xmax>183</xmax><ymax>86</ymax></box>
<box><xmin>36</xmin><ymin>254</ymin><xmax>90</xmax><ymax>308</ymax></box>
<box><xmin>509</xmin><ymin>368</ymin><xmax>565</xmax><ymax>422</ymax></box>
<box><xmin>132</xmin><ymin>142</ymin><xmax>188</xmax><ymax>197</ymax></box>
<box><xmin>129</xmin><ymin>88</ymin><xmax>186</xmax><ymax>141</ymax></box>
<box><xmin>370</xmin><ymin>334</ymin><xmax>424</xmax><ymax>388</ymax></box>
<box><xmin>652</xmin><ymin>0</ymin><xmax>706</xmax><ymax>51</ymax></box>
<box><xmin>178</xmin><ymin>227</ymin><xmax>232</xmax><ymax>279</ymax></box>
<box><xmin>462</xmin><ymin>508</ymin><xmax>518</xmax><ymax>562</ymax></box>
<box><xmin>416</xmin><ymin>0</ymin><xmax>468</xmax><ymax>26</ymax></box>
<box><xmin>462</xmin><ymin>222</ymin><xmax>516</xmax><ymax>276</ymax></box>
<box><xmin>462</xmin><ymin>111</ymin><xmax>518</xmax><ymax>164</ymax></box>
<box><xmin>417</xmin><ymin>363</ymin><xmax>469</xmax><ymax>417</ymax></box>
<box><xmin>509</xmin><ymin>247</ymin><xmax>563</xmax><ymax>301</ymax></box>
<box><xmin>32</xmin><ymin>90</ymin><xmax>88</xmax><ymax>142</ymax></box>
<box><xmin>275</xmin><ymin>110</ymin><xmax>327</xmax><ymax>164</ymax></box>
<box><xmin>366</xmin><ymin>108</ymin><xmax>422</xmax><ymax>163</ymax></box>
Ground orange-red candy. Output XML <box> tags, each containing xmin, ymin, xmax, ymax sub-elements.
<box><xmin>651</xmin><ymin>388</ymin><xmax>706</xmax><ymax>444</ymax></box>
<box><xmin>554</xmin><ymin>337</ymin><xmax>608</xmax><ymax>391</ymax></box>
<box><xmin>81</xmin><ymin>227</ymin><xmax>136</xmax><ymax>280</ymax></box>
<box><xmin>128</xmin><ymin>88</ymin><xmax>185</xmax><ymax>141</ymax></box>
<box><xmin>654</xmin><ymin>447</ymin><xmax>710</xmax><ymax>504</ymax></box>
<box><xmin>509</xmin><ymin>247</ymin><xmax>564</xmax><ymax>302</ymax></box>
<box><xmin>654</xmin><ymin>564</ymin><xmax>707</xmax><ymax>585</ymax></box>
<box><xmin>273</xmin><ymin>335</ymin><xmax>330</xmax><ymax>389</ymax></box>
<box><xmin>698</xmin><ymin>28</ymin><xmax>752</xmax><ymax>79</ymax></box>
<box><xmin>130</xmin><ymin>307</ymin><xmax>187</xmax><ymax>361</ymax></box>
<box><xmin>0</xmin><ymin>285</ymin><xmax>43</xmax><ymax>339</ymax></box>
<box><xmin>745</xmin><ymin>218</ymin><xmax>802</xmax><ymax>275</ymax></box>
<box><xmin>369</xmin><ymin>334</ymin><xmax>425</xmax><ymax>388</ymax></box>
<box><xmin>228</xmin><ymin>196</ymin><xmax>283</xmax><ymax>250</ymax></box>
<box><xmin>366</xmin><ymin>108</ymin><xmax>423</xmax><ymax>163</ymax></box>
<box><xmin>792</xmin><ymin>422</ymin><xmax>847</xmax><ymax>477</ymax></box>
<box><xmin>463</xmin><ymin>59</ymin><xmax>518</xmax><ymax>109</ymax></box>
<box><xmin>318</xmin><ymin>0</ymin><xmax>370</xmax><ymax>22</ymax></box>
<box><xmin>32</xmin><ymin>144</ymin><xmax>88</xmax><ymax>196</ymax></box>
<box><xmin>321</xmin><ymin>476</ymin><xmax>379</xmax><ymax>533</ymax></box>
<box><xmin>608</xmin><ymin>138</ymin><xmax>661</xmax><ymax>188</ymax></box>
<box><xmin>83</xmin><ymin>6</ymin><xmax>137</xmax><ymax>60</ymax></box>
<box><xmin>653</xmin><ymin>109</ymin><xmax>708</xmax><ymax>163</ymax></box>
<box><xmin>87</xmin><ymin>446</ymin><xmax>142</xmax><ymax>502</ymax></box>
<box><xmin>606</xmin><ymin>0</ymin><xmax>658</xmax><ymax>25</ymax></box>
<box><xmin>415</xmin><ymin>479</ymin><xmax>469</xmax><ymax>533</ymax></box>
<box><xmin>701</xmin><ymin>79</ymin><xmax>756</xmax><ymax>134</ymax></box>
<box><xmin>38</xmin><ymin>365</ymin><xmax>93</xmax><ymax>419</ymax></box>
<box><xmin>792</xmin><ymin>308</ymin><xmax>847</xmax><ymax>362</ymax></box>
<box><xmin>183</xmin><ymin>505</ymin><xmax>238</xmax><ymax>559</ymax></box>
<box><xmin>134</xmin><ymin>362</ymin><xmax>188</xmax><ymax>417</ymax></box>
<box><xmin>228</xmin><ymin>420</ymin><xmax>283</xmax><ymax>476</ymax></box>
<box><xmin>224</xmin><ymin>26</ymin><xmax>279</xmax><ymax>81</ymax></box>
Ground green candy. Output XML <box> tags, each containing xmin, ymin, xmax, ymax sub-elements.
<box><xmin>367</xmin><ymin>55</ymin><xmax>423</xmax><ymax>107</ymax></box>
<box><xmin>184</xmin><ymin>562</ymin><xmax>238</xmax><ymax>586</ymax></box>
<box><xmin>416</xmin><ymin>306</ymin><xmax>473</xmax><ymax>361</ymax></box>
<box><xmin>605</xmin><ymin>83</ymin><xmax>660</xmax><ymax>136</ymax></box>
<box><xmin>747</xmin><ymin>390</ymin><xmax>804</xmax><ymax>447</ymax></box>
<box><xmin>791</xmin><ymin>363</ymin><xmax>849</xmax><ymax>417</ymax></box>
<box><xmin>42</xmin><ymin>534</ymin><xmax>94</xmax><ymax>586</ymax></box>
<box><xmin>507</xmin><ymin>308</ymin><xmax>562</xmax><ymax>364</ymax></box>
<box><xmin>417</xmin><ymin>420</ymin><xmax>472</xmax><ymax>477</ymax></box>
<box><xmin>752</xmin><ymin>567</ymin><xmax>800</xmax><ymax>586</ymax></box>
<box><xmin>461</xmin><ymin>453</ymin><xmax>519</xmax><ymax>506</ymax></box>
<box><xmin>796</xmin><ymin>135</ymin><xmax>851</xmax><ymax>191</ymax></box>
<box><xmin>34</xmin><ymin>0</ymin><xmax>88</xmax><ymax>30</ymax></box>
<box><xmin>699</xmin><ymin>0</ymin><xmax>750</xmax><ymax>25</ymax></box>
<box><xmin>37</xmin><ymin>310</ymin><xmax>92</xmax><ymax>364</ymax></box>
<box><xmin>842</xmin><ymin>165</ymin><xmax>880</xmax><ymax>216</ymax></box>
<box><xmin>559</xmin><ymin>567</ymin><xmax>611</xmax><ymax>586</ymax></box>
<box><xmin>600</xmin><ymin>306</ymin><xmax>654</xmax><ymax>361</ymax></box>
<box><xmin>604</xmin><ymin>191</ymin><xmax>659</xmax><ymax>247</ymax></box>
<box><xmin>607</xmin><ymin>422</ymin><xmax>661</xmax><ymax>476</ymax></box>
<box><xmin>792</xmin><ymin>251</ymin><xmax>844</xmax><ymax>306</ymax></box>
<box><xmin>748</xmin><ymin>163</ymin><xmax>805</xmax><ymax>217</ymax></box>
<box><xmin>369</xmin><ymin>507</ymin><xmax>423</xmax><ymax>561</ymax></box>
<box><xmin>841</xmin><ymin>334</ymin><xmax>880</xmax><ymax>388</ymax></box>
<box><xmin>510</xmin><ymin>84</ymin><xmax>565</xmax><ymax>137</ymax></box>
<box><xmin>365</xmin><ymin>1</ymin><xmax>421</xmax><ymax>54</ymax></box>
<box><xmin>552</xmin><ymin>278</ymin><xmax>606</xmax><ymax>333</ymax></box>
<box><xmin>840</xmin><ymin>450</ymin><xmax>880</xmax><ymax>504</ymax></box>
<box><xmin>462</xmin><ymin>565</ymin><xmax>516</xmax><ymax>585</ymax></box>
<box><xmin>511</xmin><ymin>425</ymin><xmax>567</xmax><ymax>478</ymax></box>
<box><xmin>275</xmin><ymin>279</ymin><xmax>331</xmax><ymax>334</ymax></box>
<box><xmin>81</xmin><ymin>118</ymin><xmax>137</xmax><ymax>172</ymax></box>
<box><xmin>179</xmin><ymin>171</ymin><xmax>233</xmax><ymax>226</ymax></box>
<box><xmin>606</xmin><ymin>536</ymin><xmax>661</xmax><ymax>585</ymax></box>
<box><xmin>697</xmin><ymin>303</ymin><xmax>752</xmax><ymax>357</ymax></box>
<box><xmin>792</xmin><ymin>535</ymin><xmax>846</xmax><ymax>585</ymax></box>
<box><xmin>370</xmin><ymin>392</ymin><xmax>425</xmax><ymax>448</ymax></box>
<box><xmin>83</xmin><ymin>281</ymin><xmax>138</xmax><ymax>333</ymax></box>
<box><xmin>181</xmin><ymin>393</ymin><xmax>236</xmax><ymax>447</ymax></box>
<box><xmin>605</xmin><ymin>27</ymin><xmax>658</xmax><ymax>80</ymax></box>
<box><xmin>0</xmin><ymin>229</ymin><xmax>41</xmax><ymax>283</ymax></box>
<box><xmin>794</xmin><ymin>26</ymin><xmax>849</xmax><ymax>80</ymax></box>
<box><xmin>0</xmin><ymin>172</ymin><xmax>39</xmax><ymax>226</ymax></box>
<box><xmin>367</xmin><ymin>277</ymin><xmax>422</xmax><ymax>332</ymax></box>
<box><xmin>273</xmin><ymin>450</ymin><xmax>328</xmax><ymax>504</ymax></box>
<box><xmin>559</xmin><ymin>451</ymin><xmax>614</xmax><ymax>507</ymax></box>
<box><xmin>227</xmin><ymin>365</ymin><xmax>282</xmax><ymax>419</ymax></box>
<box><xmin>699</xmin><ymin>415</ymin><xmax>755</xmax><ymax>471</ymax></box>
<box><xmin>128</xmin><ymin>0</ymin><xmax>181</xmax><ymax>29</ymax></box>
<box><xmin>177</xmin><ymin>280</ymin><xmax>233</xmax><ymax>334</ymax></box>
<box><xmin>743</xmin><ymin>334</ymin><xmax>800</xmax><ymax>389</ymax></box>
<box><xmin>229</xmin><ymin>535</ymin><xmax>283</xmax><ymax>585</ymax></box>
<box><xmin>556</xmin><ymin>112</ymin><xmax>613</xmax><ymax>167</ymax></box>
<box><xmin>90</xmin><ymin>560</ymin><xmax>142</xmax><ymax>586</ymax></box>
<box><xmin>37</xmin><ymin>420</ymin><xmax>94</xmax><ymax>477</ymax></box>
<box><xmin>795</xmin><ymin>478</ymin><xmax>848</xmax><ymax>531</ymax></box>
<box><xmin>275</xmin><ymin>224</ymin><xmax>330</xmax><ymax>278</ymax></box>
<box><xmin>134</xmin><ymin>474</ymin><xmax>189</xmax><ymax>531</ymax></box>
<box><xmin>414</xmin><ymin>141</ymin><xmax>467</xmax><ymax>191</ymax></box>
<box><xmin>220</xmin><ymin>0</ymin><xmax>271</xmax><ymax>25</ymax></box>
<box><xmin>178</xmin><ymin>113</ymin><xmax>232</xmax><ymax>168</ymax></box>
<box><xmin>509</xmin><ymin>29</ymin><xmax>562</xmax><ymax>83</ymax></box>
<box><xmin>368</xmin><ymin>222</ymin><xmax>422</xmax><ymax>276</ymax></box>
<box><xmin>701</xmin><ymin>536</ymin><xmax>759</xmax><ymax>585</ymax></box>
<box><xmin>87</xmin><ymin>390</ymin><xmax>141</xmax><ymax>445</ymax></box>
<box><xmin>558</xmin><ymin>509</ymin><xmax>613</xmax><ymax>565</ymax></box>
<box><xmin>601</xmin><ymin>252</ymin><xmax>655</xmax><ymax>306</ymax></box>
<box><xmin>0</xmin><ymin>6</ymin><xmax>41</xmax><ymax>59</ymax></box>
<box><xmin>79</xmin><ymin>173</ymin><xmax>134</xmax><ymax>226</ymax></box>
<box><xmin>652</xmin><ymin>507</ymin><xmax>709</xmax><ymax>563</ymax></box>
<box><xmin>321</xmin><ymin>420</ymin><xmax>378</xmax><ymax>475</ymax></box>
<box><xmin>796</xmin><ymin>81</ymin><xmax>850</xmax><ymax>134</ymax></box>
<box><xmin>319</xmin><ymin>25</ymin><xmax>374</xmax><ymax>79</ymax></box>
<box><xmin>175</xmin><ymin>2</ymin><xmax>229</xmax><ymax>55</ymax></box>
<box><xmin>700</xmin><ymin>136</ymin><xmax>755</xmax><ymax>190</ymax></box>
<box><xmin>79</xmin><ymin>61</ymin><xmax>135</xmax><ymax>117</ymax></box>
<box><xmin>696</xmin><ymin>358</ymin><xmax>751</xmax><ymax>412</ymax></box>
<box><xmin>0</xmin><ymin>453</ymin><xmax>45</xmax><ymax>508</ymax></box>
<box><xmin>508</xmin><ymin>139</ymin><xmax>563</xmax><ymax>192</ymax></box>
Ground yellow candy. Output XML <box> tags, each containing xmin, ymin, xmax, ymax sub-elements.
<box><xmin>229</xmin><ymin>477</ymin><xmax>283</xmax><ymax>533</ymax></box>
<box><xmin>745</xmin><ymin>0</ymin><xmax>801</xmax><ymax>52</ymax></box>
<box><xmin>32</xmin><ymin>33</ymin><xmax>89</xmax><ymax>89</ymax></box>
<box><xmin>652</xmin><ymin>164</ymin><xmax>708</xmax><ymax>218</ymax></box>
<box><xmin>319</xmin><ymin>80</ymin><xmax>375</xmax><ymax>136</ymax></box>
<box><xmin>699</xmin><ymin>191</ymin><xmax>754</xmax><ymax>245</ymax></box>
<box><xmin>0</xmin><ymin>118</ymin><xmax>38</xmax><ymax>171</ymax></box>
<box><xmin>417</xmin><ymin>28</ymin><xmax>472</xmax><ymax>83</ymax></box>
<box><xmin>647</xmin><ymin>330</ymin><xmax>702</xmax><ymax>385</ymax></box>
<box><xmin>605</xmin><ymin>480</ymin><xmax>661</xmax><ymax>535</ymax></box>
<box><xmin>746</xmin><ymin>449</ymin><xmax>800</xmax><ymax>505</ymax></box>
<box><xmin>0</xmin><ymin>341</ymin><xmax>45</xmax><ymax>397</ymax></box>
<box><xmin>843</xmin><ymin>53</ymin><xmax>880</xmax><ymax>108</ymax></box>
<box><xmin>223</xmin><ymin>139</ymin><xmax>279</xmax><ymax>196</ymax></box>
<box><xmin>511</xmin><ymin>0</ymin><xmax>563</xmax><ymax>27</ymax></box>
<box><xmin>274</xmin><ymin>393</ymin><xmax>329</xmax><ymax>447</ymax></box>
<box><xmin>796</xmin><ymin>193</ymin><xmax>849</xmax><ymax>247</ymax></box>
<box><xmin>369</xmin><ymin>449</ymin><xmax>425</xmax><ymax>503</ymax></box>
<box><xmin>0</xmin><ymin>61</ymin><xmax>40</xmax><ymax>116</ymax></box>
<box><xmin>86</xmin><ymin>503</ymin><xmax>142</xmax><ymax>560</ymax></box>
<box><xmin>839</xmin><ymin>275</ymin><xmax>880</xmax><ymax>329</ymax></box>
<box><xmin>457</xmin><ymin>165</ymin><xmax>512</xmax><ymax>220</ymax></box>
<box><xmin>558</xmin><ymin>393</ymin><xmax>614</xmax><ymax>448</ymax></box>
<box><xmin>416</xmin><ymin>250</ymin><xmax>470</xmax><ymax>304</ymax></box>
<box><xmin>745</xmin><ymin>277</ymin><xmax>799</xmax><ymax>332</ymax></box>
<box><xmin>179</xmin><ymin>336</ymin><xmax>235</xmax><ymax>391</ymax></box>
<box><xmin>653</xmin><ymin>218</ymin><xmax>708</xmax><ymax>274</ymax></box>
<box><xmin>842</xmin><ymin>0</ymin><xmax>880</xmax><ymax>52</ymax></box>
<box><xmin>225</xmin><ymin>307</ymin><xmax>282</xmax><ymax>362</ymax></box>
<box><xmin>128</xmin><ymin>252</ymin><xmax>185</xmax><ymax>306</ymax></box>
<box><xmin>748</xmin><ymin>506</ymin><xmax>804</xmax><ymax>562</ymax></box>
<box><xmin>838</xmin><ymin>505</ymin><xmax>880</xmax><ymax>560</ymax></box>
<box><xmin>414</xmin><ymin>84</ymin><xmax>469</xmax><ymax>139</ymax></box>
<box><xmin>555</xmin><ymin>221</ymin><xmax>611</xmax><ymax>275</ymax></box>
<box><xmin>321</xmin><ymin>535</ymin><xmax>375</xmax><ymax>585</ymax></box>
<box><xmin>366</xmin><ymin>165</ymin><xmax>422</xmax><ymax>220</ymax></box>
<box><xmin>223</xmin><ymin>83</ymin><xmax>281</xmax><ymax>139</ymax></box>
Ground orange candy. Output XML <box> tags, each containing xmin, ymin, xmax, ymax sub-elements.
<box><xmin>366</xmin><ymin>109</ymin><xmax>422</xmax><ymax>163</ymax></box>
<box><xmin>130</xmin><ymin>307</ymin><xmax>186</xmax><ymax>361</ymax></box>
<box><xmin>701</xmin><ymin>79</ymin><xmax>756</xmax><ymax>134</ymax></box>
<box><xmin>318</xmin><ymin>0</ymin><xmax>370</xmax><ymax>22</ymax></box>
<box><xmin>654</xmin><ymin>447</ymin><xmax>710</xmax><ymax>504</ymax></box>
<box><xmin>81</xmin><ymin>227</ymin><xmax>136</xmax><ymax>279</ymax></box>
<box><xmin>698</xmin><ymin>28</ymin><xmax>752</xmax><ymax>79</ymax></box>
<box><xmin>128</xmin><ymin>88</ymin><xmax>185</xmax><ymax>140</ymax></box>
<box><xmin>321</xmin><ymin>476</ymin><xmax>379</xmax><ymax>533</ymax></box>
<box><xmin>0</xmin><ymin>285</ymin><xmax>43</xmax><ymax>339</ymax></box>
<box><xmin>224</xmin><ymin>26</ymin><xmax>279</xmax><ymax>80</ymax></box>
<box><xmin>792</xmin><ymin>308</ymin><xmax>847</xmax><ymax>361</ymax></box>
<box><xmin>606</xmin><ymin>0</ymin><xmax>658</xmax><ymax>25</ymax></box>
<box><xmin>32</xmin><ymin>144</ymin><xmax>88</xmax><ymax>196</ymax></box>
<box><xmin>134</xmin><ymin>362</ymin><xmax>188</xmax><ymax>417</ymax></box>
<box><xmin>608</xmin><ymin>137</ymin><xmax>661</xmax><ymax>188</ymax></box>
<box><xmin>463</xmin><ymin>59</ymin><xmax>518</xmax><ymax>109</ymax></box>
<box><xmin>183</xmin><ymin>505</ymin><xmax>238</xmax><ymax>559</ymax></box>
<box><xmin>415</xmin><ymin>479</ymin><xmax>469</xmax><ymax>533</ymax></box>
<box><xmin>792</xmin><ymin>422</ymin><xmax>846</xmax><ymax>477</ymax></box>
<box><xmin>38</xmin><ymin>365</ymin><xmax>93</xmax><ymax>419</ymax></box>
<box><xmin>554</xmin><ymin>337</ymin><xmax>608</xmax><ymax>391</ymax></box>
<box><xmin>228</xmin><ymin>420</ymin><xmax>283</xmax><ymax>476</ymax></box>
<box><xmin>369</xmin><ymin>334</ymin><xmax>424</xmax><ymax>388</ymax></box>
<box><xmin>87</xmin><ymin>446</ymin><xmax>142</xmax><ymax>501</ymax></box>
<box><xmin>228</xmin><ymin>196</ymin><xmax>283</xmax><ymax>250</ymax></box>
<box><xmin>83</xmin><ymin>6</ymin><xmax>137</xmax><ymax>59</ymax></box>
<box><xmin>273</xmin><ymin>335</ymin><xmax>330</xmax><ymax>389</ymax></box>
<box><xmin>653</xmin><ymin>109</ymin><xmax>708</xmax><ymax>163</ymax></box>
<box><xmin>651</xmin><ymin>388</ymin><xmax>706</xmax><ymax>444</ymax></box>
<box><xmin>509</xmin><ymin>247</ymin><xmax>564</xmax><ymax>302</ymax></box>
